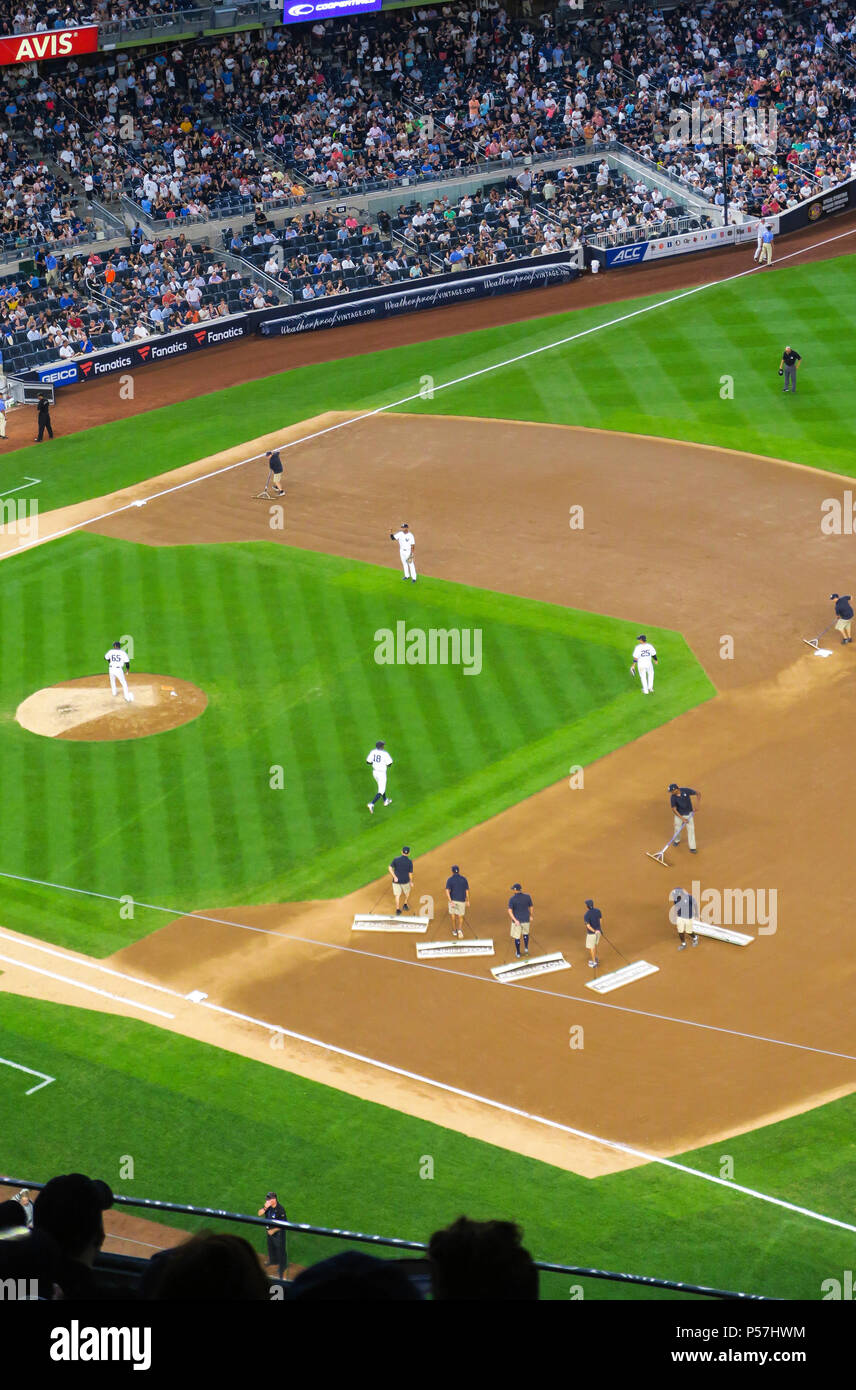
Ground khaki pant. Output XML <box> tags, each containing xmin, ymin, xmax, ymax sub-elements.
<box><xmin>759</xmin><ymin>241</ymin><xmax>773</xmax><ymax>264</ymax></box>
<box><xmin>0</xmin><ymin>411</ymin><xmax>6</xmax><ymax>439</ymax></box>
<box><xmin>448</xmin><ymin>900</ymin><xmax>466</xmax><ymax>916</ymax></box>
<box><xmin>835</xmin><ymin>617</ymin><xmax>851</xmax><ymax>636</ymax></box>
<box><xmin>392</xmin><ymin>882</ymin><xmax>411</xmax><ymax>901</ymax></box>
<box><xmin>673</xmin><ymin>812</ymin><xmax>696</xmax><ymax>850</ymax></box>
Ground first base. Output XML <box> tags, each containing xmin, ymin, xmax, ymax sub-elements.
<box><xmin>802</xmin><ymin>639</ymin><xmax>833</xmax><ymax>657</ymax></box>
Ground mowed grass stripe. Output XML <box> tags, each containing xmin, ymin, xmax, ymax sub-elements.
<box><xmin>0</xmin><ymin>536</ymin><xmax>711</xmax><ymax>948</ymax></box>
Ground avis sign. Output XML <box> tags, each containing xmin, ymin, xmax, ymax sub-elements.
<box><xmin>0</xmin><ymin>27</ymin><xmax>99</xmax><ymax>67</ymax></box>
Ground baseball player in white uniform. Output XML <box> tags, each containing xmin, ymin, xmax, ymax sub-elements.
<box><xmin>753</xmin><ymin>220</ymin><xmax>766</xmax><ymax>261</ymax></box>
<box><xmin>366</xmin><ymin>740</ymin><xmax>393</xmax><ymax>812</ymax></box>
<box><xmin>390</xmin><ymin>523</ymin><xmax>417</xmax><ymax>582</ymax></box>
<box><xmin>631</xmin><ymin>634</ymin><xmax>658</xmax><ymax>694</ymax></box>
<box><xmin>105</xmin><ymin>640</ymin><xmax>133</xmax><ymax>701</ymax></box>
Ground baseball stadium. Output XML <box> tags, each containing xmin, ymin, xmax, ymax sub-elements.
<box><xmin>0</xmin><ymin>0</ymin><xmax>855</xmax><ymax>1334</ymax></box>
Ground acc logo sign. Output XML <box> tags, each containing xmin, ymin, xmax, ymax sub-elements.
<box><xmin>608</xmin><ymin>243</ymin><xmax>648</xmax><ymax>265</ymax></box>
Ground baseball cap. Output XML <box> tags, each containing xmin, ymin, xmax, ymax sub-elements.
<box><xmin>585</xmin><ymin>898</ymin><xmax>594</xmax><ymax>908</ymax></box>
<box><xmin>34</xmin><ymin>1174</ymin><xmax>113</xmax><ymax>1258</ymax></box>
<box><xmin>637</xmin><ymin>633</ymin><xmax>646</xmax><ymax>641</ymax></box>
<box><xmin>266</xmin><ymin>1191</ymin><xmax>277</xmax><ymax>1200</ymax></box>
<box><xmin>451</xmin><ymin>865</ymin><xmax>459</xmax><ymax>874</ymax></box>
<box><xmin>668</xmin><ymin>783</ymin><xmax>679</xmax><ymax>791</ymax></box>
<box><xmin>402</xmin><ymin>846</ymin><xmax>410</xmax><ymax>855</ymax></box>
<box><xmin>511</xmin><ymin>882</ymin><xmax>522</xmax><ymax>891</ymax></box>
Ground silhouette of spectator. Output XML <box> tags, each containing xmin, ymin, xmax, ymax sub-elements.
<box><xmin>32</xmin><ymin>1172</ymin><xmax>113</xmax><ymax>1298</ymax></box>
<box><xmin>0</xmin><ymin>1200</ymin><xmax>28</xmax><ymax>1232</ymax></box>
<box><xmin>148</xmin><ymin>1231</ymin><xmax>270</xmax><ymax>1300</ymax></box>
<box><xmin>428</xmin><ymin>1217</ymin><xmax>538</xmax><ymax>1300</ymax></box>
<box><xmin>287</xmin><ymin>1251</ymin><xmax>423</xmax><ymax>1301</ymax></box>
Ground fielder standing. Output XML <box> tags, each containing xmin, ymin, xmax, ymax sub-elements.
<box><xmin>753</xmin><ymin>219</ymin><xmax>767</xmax><ymax>262</ymax></box>
<box><xmin>366</xmin><ymin>740</ymin><xmax>393</xmax><ymax>812</ymax></box>
<box><xmin>105</xmin><ymin>641</ymin><xmax>133</xmax><ymax>702</ymax></box>
<box><xmin>507</xmin><ymin>882</ymin><xmax>533</xmax><ymax>958</ymax></box>
<box><xmin>390</xmin><ymin>523</ymin><xmax>417</xmax><ymax>582</ymax></box>
<box><xmin>669</xmin><ymin>783</ymin><xmax>701</xmax><ymax>853</ymax></box>
<box><xmin>389</xmin><ymin>845</ymin><xmax>414</xmax><ymax>914</ymax></box>
<box><xmin>631</xmin><ymin>634</ymin><xmax>658</xmax><ymax>694</ymax></box>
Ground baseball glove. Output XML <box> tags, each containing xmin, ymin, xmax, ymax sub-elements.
<box><xmin>778</xmin><ymin>367</ymin><xmax>783</xmax><ymax>376</ymax></box>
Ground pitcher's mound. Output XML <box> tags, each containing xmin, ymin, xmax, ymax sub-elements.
<box><xmin>16</xmin><ymin>675</ymin><xmax>207</xmax><ymax>741</ymax></box>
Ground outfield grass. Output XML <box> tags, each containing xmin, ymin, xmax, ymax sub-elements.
<box><xmin>5</xmin><ymin>257</ymin><xmax>856</xmax><ymax>515</ymax></box>
<box><xmin>0</xmin><ymin>533</ymin><xmax>712</xmax><ymax>954</ymax></box>
<box><xmin>1</xmin><ymin>995</ymin><xmax>853</xmax><ymax>1301</ymax></box>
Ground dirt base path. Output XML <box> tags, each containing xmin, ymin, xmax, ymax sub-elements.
<box><xmin>2</xmin><ymin>213</ymin><xmax>855</xmax><ymax>450</ymax></box>
<box><xmin>2</xmin><ymin>413</ymin><xmax>854</xmax><ymax>1178</ymax></box>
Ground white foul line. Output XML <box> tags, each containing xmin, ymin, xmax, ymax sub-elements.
<box><xmin>1</xmin><ymin>871</ymin><xmax>855</xmax><ymax>1066</ymax></box>
<box><xmin>0</xmin><ymin>1055</ymin><xmax>55</xmax><ymax>1095</ymax></box>
<box><xmin>0</xmin><ymin>953</ymin><xmax>175</xmax><ymax>1019</ymax></box>
<box><xmin>2</xmin><ymin>224</ymin><xmax>855</xmax><ymax>564</ymax></box>
<box><xmin>1</xmin><ymin>915</ymin><xmax>853</xmax><ymax>1235</ymax></box>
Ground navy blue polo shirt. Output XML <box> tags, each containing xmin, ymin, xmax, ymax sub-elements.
<box><xmin>508</xmin><ymin>891</ymin><xmax>533</xmax><ymax>923</ymax></box>
<box><xmin>670</xmin><ymin>787</ymin><xmax>698</xmax><ymax>815</ymax></box>
<box><xmin>446</xmin><ymin>872</ymin><xmax>468</xmax><ymax>902</ymax></box>
<box><xmin>390</xmin><ymin>854</ymin><xmax>413</xmax><ymax>883</ymax></box>
<box><xmin>584</xmin><ymin>907</ymin><xmax>603</xmax><ymax>934</ymax></box>
<box><xmin>835</xmin><ymin>595</ymin><xmax>853</xmax><ymax>620</ymax></box>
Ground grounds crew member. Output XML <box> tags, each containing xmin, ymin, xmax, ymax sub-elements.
<box><xmin>389</xmin><ymin>845</ymin><xmax>414</xmax><ymax>914</ymax></box>
<box><xmin>670</xmin><ymin>887</ymin><xmax>699</xmax><ymax>951</ymax></box>
<box><xmin>445</xmin><ymin>864</ymin><xmax>469</xmax><ymax>938</ymax></box>
<box><xmin>258</xmin><ymin>1191</ymin><xmax>287</xmax><ymax>1279</ymax></box>
<box><xmin>508</xmin><ymin>883</ymin><xmax>533</xmax><ymax>958</ymax></box>
<box><xmin>669</xmin><ymin>784</ymin><xmax>701</xmax><ymax>852</ymax></box>
<box><xmin>583</xmin><ymin>898</ymin><xmax>603</xmax><ymax>969</ymax></box>
<box><xmin>778</xmin><ymin>345</ymin><xmax>801</xmax><ymax>393</ymax></box>
<box><xmin>831</xmin><ymin>593</ymin><xmax>853</xmax><ymax>644</ymax></box>
<box><xmin>261</xmin><ymin>449</ymin><xmax>285</xmax><ymax>497</ymax></box>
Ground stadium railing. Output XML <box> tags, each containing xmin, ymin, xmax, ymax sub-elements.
<box><xmin>1</xmin><ymin>1178</ymin><xmax>774</xmax><ymax>1299</ymax></box>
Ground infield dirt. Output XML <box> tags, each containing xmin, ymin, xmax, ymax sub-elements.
<box><xmin>1</xmin><ymin>412</ymin><xmax>854</xmax><ymax>1178</ymax></box>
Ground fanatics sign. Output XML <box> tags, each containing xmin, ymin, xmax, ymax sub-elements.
<box><xmin>0</xmin><ymin>27</ymin><xmax>99</xmax><ymax>67</ymax></box>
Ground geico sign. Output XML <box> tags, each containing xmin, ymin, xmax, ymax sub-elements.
<box><xmin>0</xmin><ymin>27</ymin><xmax>99</xmax><ymax>67</ymax></box>
<box><xmin>40</xmin><ymin>365</ymin><xmax>78</xmax><ymax>383</ymax></box>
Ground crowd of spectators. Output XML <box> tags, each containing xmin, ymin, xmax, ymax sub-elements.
<box><xmin>0</xmin><ymin>1</ymin><xmax>200</xmax><ymax>34</ymax></box>
<box><xmin>1</xmin><ymin>1</ymin><xmax>855</xmax><ymax>247</ymax></box>
<box><xmin>0</xmin><ymin>1176</ymin><xmax>540</xmax><ymax>1300</ymax></box>
<box><xmin>229</xmin><ymin>205</ymin><xmax>434</xmax><ymax>299</ymax></box>
<box><xmin>0</xmin><ymin>226</ymin><xmax>278</xmax><ymax>374</ymax></box>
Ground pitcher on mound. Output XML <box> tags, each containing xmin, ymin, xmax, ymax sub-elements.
<box><xmin>105</xmin><ymin>641</ymin><xmax>133</xmax><ymax>702</ymax></box>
